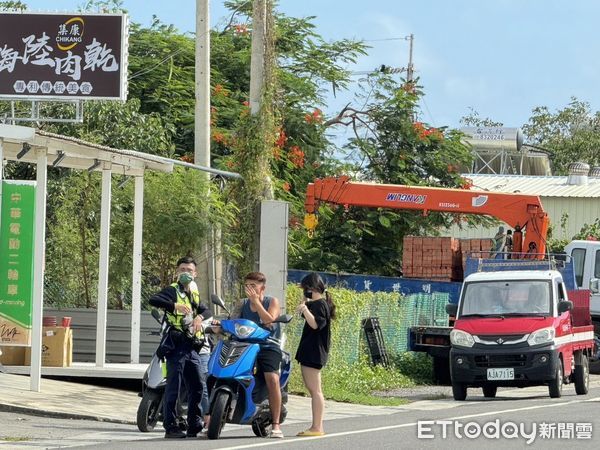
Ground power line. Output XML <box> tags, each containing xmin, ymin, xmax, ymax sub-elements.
<box><xmin>363</xmin><ymin>36</ymin><xmax>412</xmax><ymax>42</ymax></box>
<box><xmin>128</xmin><ymin>30</ymin><xmax>210</xmax><ymax>81</ymax></box>
<box><xmin>350</xmin><ymin>66</ymin><xmax>406</xmax><ymax>76</ymax></box>
<box><xmin>421</xmin><ymin>96</ymin><xmax>436</xmax><ymax>127</ymax></box>
<box><xmin>128</xmin><ymin>47</ymin><xmax>188</xmax><ymax>80</ymax></box>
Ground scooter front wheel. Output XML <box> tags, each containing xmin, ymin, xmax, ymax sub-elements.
<box><xmin>207</xmin><ymin>391</ymin><xmax>230</xmax><ymax>439</ymax></box>
<box><xmin>136</xmin><ymin>390</ymin><xmax>162</xmax><ymax>432</ymax></box>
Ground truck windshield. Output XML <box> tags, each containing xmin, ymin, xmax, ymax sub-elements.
<box><xmin>460</xmin><ymin>280</ymin><xmax>551</xmax><ymax>317</ymax></box>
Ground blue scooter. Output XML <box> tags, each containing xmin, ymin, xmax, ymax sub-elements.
<box><xmin>206</xmin><ymin>295</ymin><xmax>292</xmax><ymax>440</ymax></box>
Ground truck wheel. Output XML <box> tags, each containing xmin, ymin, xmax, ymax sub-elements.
<box><xmin>452</xmin><ymin>382</ymin><xmax>467</xmax><ymax>401</ymax></box>
<box><xmin>482</xmin><ymin>384</ymin><xmax>497</xmax><ymax>398</ymax></box>
<box><xmin>207</xmin><ymin>391</ymin><xmax>230</xmax><ymax>440</ymax></box>
<box><xmin>574</xmin><ymin>354</ymin><xmax>590</xmax><ymax>395</ymax></box>
<box><xmin>548</xmin><ymin>359</ymin><xmax>563</xmax><ymax>398</ymax></box>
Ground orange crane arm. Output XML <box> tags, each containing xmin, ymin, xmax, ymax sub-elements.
<box><xmin>304</xmin><ymin>176</ymin><xmax>549</xmax><ymax>255</ymax></box>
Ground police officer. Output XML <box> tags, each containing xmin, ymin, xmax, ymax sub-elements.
<box><xmin>149</xmin><ymin>256</ymin><xmax>212</xmax><ymax>439</ymax></box>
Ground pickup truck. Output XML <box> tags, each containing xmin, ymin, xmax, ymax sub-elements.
<box><xmin>409</xmin><ymin>240</ymin><xmax>600</xmax><ymax>383</ymax></box>
<box><xmin>447</xmin><ymin>269</ymin><xmax>594</xmax><ymax>400</ymax></box>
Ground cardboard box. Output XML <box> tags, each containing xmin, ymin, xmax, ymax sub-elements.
<box><xmin>0</xmin><ymin>346</ymin><xmax>26</xmax><ymax>365</ymax></box>
<box><xmin>25</xmin><ymin>327</ymin><xmax>72</xmax><ymax>367</ymax></box>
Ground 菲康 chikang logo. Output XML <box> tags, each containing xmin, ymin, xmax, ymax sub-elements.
<box><xmin>56</xmin><ymin>17</ymin><xmax>85</xmax><ymax>51</ymax></box>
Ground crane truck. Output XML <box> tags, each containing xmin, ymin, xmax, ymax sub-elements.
<box><xmin>304</xmin><ymin>177</ymin><xmax>598</xmax><ymax>394</ymax></box>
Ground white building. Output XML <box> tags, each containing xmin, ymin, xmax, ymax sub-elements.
<box><xmin>442</xmin><ymin>170</ymin><xmax>600</xmax><ymax>241</ymax></box>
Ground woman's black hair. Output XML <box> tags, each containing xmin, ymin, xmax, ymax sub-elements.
<box><xmin>300</xmin><ymin>272</ymin><xmax>336</xmax><ymax>320</ymax></box>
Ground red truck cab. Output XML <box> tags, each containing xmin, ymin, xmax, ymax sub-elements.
<box><xmin>448</xmin><ymin>269</ymin><xmax>594</xmax><ymax>400</ymax></box>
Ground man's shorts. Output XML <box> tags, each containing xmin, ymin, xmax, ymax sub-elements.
<box><xmin>256</xmin><ymin>345</ymin><xmax>282</xmax><ymax>373</ymax></box>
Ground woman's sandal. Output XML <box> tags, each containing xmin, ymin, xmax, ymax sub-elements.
<box><xmin>296</xmin><ymin>429</ymin><xmax>326</xmax><ymax>437</ymax></box>
<box><xmin>270</xmin><ymin>424</ymin><xmax>284</xmax><ymax>439</ymax></box>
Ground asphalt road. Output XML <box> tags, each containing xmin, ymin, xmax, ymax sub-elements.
<box><xmin>1</xmin><ymin>382</ymin><xmax>599</xmax><ymax>449</ymax></box>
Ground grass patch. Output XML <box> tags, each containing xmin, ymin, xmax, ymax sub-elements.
<box><xmin>284</xmin><ymin>284</ymin><xmax>438</xmax><ymax>405</ymax></box>
<box><xmin>289</xmin><ymin>355</ymin><xmax>430</xmax><ymax>406</ymax></box>
<box><xmin>0</xmin><ymin>437</ymin><xmax>30</xmax><ymax>442</ymax></box>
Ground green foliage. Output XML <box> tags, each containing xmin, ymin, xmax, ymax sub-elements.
<box><xmin>391</xmin><ymin>351</ymin><xmax>433</xmax><ymax>382</ymax></box>
<box><xmin>317</xmin><ymin>361</ymin><xmax>410</xmax><ymax>406</ymax></box>
<box><xmin>127</xmin><ymin>21</ymin><xmax>195</xmax><ymax>154</ymax></box>
<box><xmin>0</xmin><ymin>1</ymin><xmax>26</xmax><ymax>10</ymax></box>
<box><xmin>80</xmin><ymin>0</ymin><xmax>124</xmax><ymax>13</ymax></box>
<box><xmin>460</xmin><ymin>107</ymin><xmax>504</xmax><ymax>127</ymax></box>
<box><xmin>43</xmin><ymin>165</ymin><xmax>237</xmax><ymax>309</ymax></box>
<box><xmin>523</xmin><ymin>98</ymin><xmax>600</xmax><ymax>175</ymax></box>
<box><xmin>291</xmin><ymin>77</ymin><xmax>476</xmax><ymax>275</ymax></box>
<box><xmin>225</xmin><ymin>1</ymin><xmax>278</xmax><ymax>277</ymax></box>
<box><xmin>45</xmin><ymin>172</ymin><xmax>100</xmax><ymax>308</ymax></box>
<box><xmin>143</xmin><ymin>168</ymin><xmax>238</xmax><ymax>287</ymax></box>
<box><xmin>573</xmin><ymin>219</ymin><xmax>600</xmax><ymax>240</ymax></box>
<box><xmin>284</xmin><ymin>285</ymin><xmax>433</xmax><ymax>404</ymax></box>
<box><xmin>546</xmin><ymin>212</ymin><xmax>570</xmax><ymax>254</ymax></box>
<box><xmin>210</xmin><ymin>1</ymin><xmax>367</xmax><ymax>279</ymax></box>
<box><xmin>546</xmin><ymin>212</ymin><xmax>600</xmax><ymax>253</ymax></box>
<box><xmin>46</xmin><ymin>100</ymin><xmax>174</xmax><ymax>156</ymax></box>
<box><xmin>38</xmin><ymin>96</ymin><xmax>182</xmax><ymax>309</ymax></box>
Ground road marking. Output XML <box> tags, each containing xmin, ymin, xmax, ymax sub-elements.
<box><xmin>215</xmin><ymin>395</ymin><xmax>600</xmax><ymax>449</ymax></box>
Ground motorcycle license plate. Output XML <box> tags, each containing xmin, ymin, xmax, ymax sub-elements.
<box><xmin>487</xmin><ymin>368</ymin><xmax>514</xmax><ymax>380</ymax></box>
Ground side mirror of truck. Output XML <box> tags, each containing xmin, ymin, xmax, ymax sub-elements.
<box><xmin>590</xmin><ymin>278</ymin><xmax>600</xmax><ymax>294</ymax></box>
<box><xmin>557</xmin><ymin>300</ymin><xmax>573</xmax><ymax>314</ymax></box>
<box><xmin>446</xmin><ymin>303</ymin><xmax>458</xmax><ymax>316</ymax></box>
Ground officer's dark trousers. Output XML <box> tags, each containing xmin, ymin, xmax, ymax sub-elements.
<box><xmin>164</xmin><ymin>341</ymin><xmax>204</xmax><ymax>433</ymax></box>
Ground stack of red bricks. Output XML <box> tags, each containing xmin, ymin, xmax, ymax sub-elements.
<box><xmin>402</xmin><ymin>236</ymin><xmax>496</xmax><ymax>281</ymax></box>
<box><xmin>402</xmin><ymin>236</ymin><xmax>462</xmax><ymax>281</ymax></box>
<box><xmin>459</xmin><ymin>238</ymin><xmax>494</xmax><ymax>273</ymax></box>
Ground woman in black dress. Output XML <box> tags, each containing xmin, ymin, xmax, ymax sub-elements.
<box><xmin>295</xmin><ymin>273</ymin><xmax>336</xmax><ymax>437</ymax></box>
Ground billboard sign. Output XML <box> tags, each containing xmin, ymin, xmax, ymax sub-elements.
<box><xmin>0</xmin><ymin>180</ymin><xmax>36</xmax><ymax>346</ymax></box>
<box><xmin>0</xmin><ymin>12</ymin><xmax>128</xmax><ymax>100</ymax></box>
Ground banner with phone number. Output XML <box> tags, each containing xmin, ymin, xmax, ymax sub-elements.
<box><xmin>0</xmin><ymin>180</ymin><xmax>36</xmax><ymax>346</ymax></box>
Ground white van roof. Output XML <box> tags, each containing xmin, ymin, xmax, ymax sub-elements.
<box><xmin>464</xmin><ymin>270</ymin><xmax>561</xmax><ymax>283</ymax></box>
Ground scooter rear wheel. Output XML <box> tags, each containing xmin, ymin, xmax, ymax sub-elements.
<box><xmin>252</xmin><ymin>420</ymin><xmax>268</xmax><ymax>437</ymax></box>
<box><xmin>207</xmin><ymin>391</ymin><xmax>230</xmax><ymax>439</ymax></box>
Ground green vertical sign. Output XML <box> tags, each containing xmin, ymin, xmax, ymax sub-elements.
<box><xmin>0</xmin><ymin>180</ymin><xmax>36</xmax><ymax>346</ymax></box>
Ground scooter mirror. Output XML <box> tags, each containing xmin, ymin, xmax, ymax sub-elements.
<box><xmin>150</xmin><ymin>308</ymin><xmax>162</xmax><ymax>323</ymax></box>
<box><xmin>210</xmin><ymin>294</ymin><xmax>226</xmax><ymax>309</ymax></box>
<box><xmin>275</xmin><ymin>314</ymin><xmax>293</xmax><ymax>324</ymax></box>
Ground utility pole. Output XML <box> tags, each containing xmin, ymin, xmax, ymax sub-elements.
<box><xmin>249</xmin><ymin>0</ymin><xmax>266</xmax><ymax>115</ymax></box>
<box><xmin>195</xmin><ymin>0</ymin><xmax>218</xmax><ymax>301</ymax></box>
<box><xmin>406</xmin><ymin>33</ymin><xmax>414</xmax><ymax>82</ymax></box>
<box><xmin>195</xmin><ymin>0</ymin><xmax>210</xmax><ymax>167</ymax></box>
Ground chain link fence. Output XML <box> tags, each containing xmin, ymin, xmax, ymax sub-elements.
<box><xmin>284</xmin><ymin>286</ymin><xmax>450</xmax><ymax>366</ymax></box>
<box><xmin>44</xmin><ymin>278</ymin><xmax>450</xmax><ymax>366</ymax></box>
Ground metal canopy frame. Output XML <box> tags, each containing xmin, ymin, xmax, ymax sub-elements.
<box><xmin>2</xmin><ymin>99</ymin><xmax>85</xmax><ymax>124</ymax></box>
<box><xmin>472</xmin><ymin>147</ymin><xmax>527</xmax><ymax>175</ymax></box>
<box><xmin>0</xmin><ymin>123</ymin><xmax>239</xmax><ymax>391</ymax></box>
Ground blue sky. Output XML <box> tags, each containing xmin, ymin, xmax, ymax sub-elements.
<box><xmin>20</xmin><ymin>0</ymin><xmax>600</xmax><ymax>134</ymax></box>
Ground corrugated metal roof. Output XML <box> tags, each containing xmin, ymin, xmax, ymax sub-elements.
<box><xmin>464</xmin><ymin>174</ymin><xmax>600</xmax><ymax>198</ymax></box>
